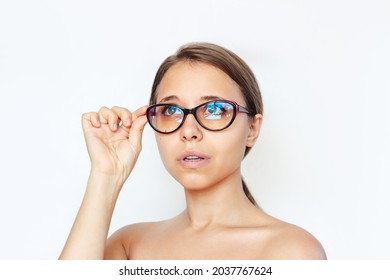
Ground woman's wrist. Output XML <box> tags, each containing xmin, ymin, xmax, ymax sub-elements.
<box><xmin>86</xmin><ymin>170</ymin><xmax>127</xmax><ymax>206</ymax></box>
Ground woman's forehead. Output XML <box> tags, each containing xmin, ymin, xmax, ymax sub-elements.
<box><xmin>155</xmin><ymin>61</ymin><xmax>245</xmax><ymax>106</ymax></box>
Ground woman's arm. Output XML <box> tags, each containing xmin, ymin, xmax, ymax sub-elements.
<box><xmin>59</xmin><ymin>106</ymin><xmax>148</xmax><ymax>259</ymax></box>
<box><xmin>59</xmin><ymin>172</ymin><xmax>124</xmax><ymax>259</ymax></box>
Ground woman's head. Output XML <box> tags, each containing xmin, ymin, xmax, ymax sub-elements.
<box><xmin>149</xmin><ymin>43</ymin><xmax>263</xmax><ymax>206</ymax></box>
<box><xmin>150</xmin><ymin>42</ymin><xmax>263</xmax><ymax>157</ymax></box>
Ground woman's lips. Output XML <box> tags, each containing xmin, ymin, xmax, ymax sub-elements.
<box><xmin>178</xmin><ymin>151</ymin><xmax>210</xmax><ymax>169</ymax></box>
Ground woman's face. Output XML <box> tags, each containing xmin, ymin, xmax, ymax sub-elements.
<box><xmin>154</xmin><ymin>61</ymin><xmax>261</xmax><ymax>190</ymax></box>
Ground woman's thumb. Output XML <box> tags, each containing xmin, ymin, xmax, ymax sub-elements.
<box><xmin>128</xmin><ymin>106</ymin><xmax>149</xmax><ymax>151</ymax></box>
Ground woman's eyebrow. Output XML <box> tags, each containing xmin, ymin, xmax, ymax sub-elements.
<box><xmin>158</xmin><ymin>95</ymin><xmax>223</xmax><ymax>104</ymax></box>
<box><xmin>158</xmin><ymin>95</ymin><xmax>179</xmax><ymax>103</ymax></box>
<box><xmin>200</xmin><ymin>95</ymin><xmax>224</xmax><ymax>101</ymax></box>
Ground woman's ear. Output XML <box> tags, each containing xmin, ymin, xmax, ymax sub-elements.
<box><xmin>247</xmin><ymin>114</ymin><xmax>263</xmax><ymax>148</ymax></box>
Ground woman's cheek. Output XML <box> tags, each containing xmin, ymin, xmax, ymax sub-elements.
<box><xmin>155</xmin><ymin>136</ymin><xmax>177</xmax><ymax>171</ymax></box>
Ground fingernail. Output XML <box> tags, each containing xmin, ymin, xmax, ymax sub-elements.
<box><xmin>112</xmin><ymin>123</ymin><xmax>118</xmax><ymax>130</ymax></box>
<box><xmin>125</xmin><ymin>118</ymin><xmax>132</xmax><ymax>126</ymax></box>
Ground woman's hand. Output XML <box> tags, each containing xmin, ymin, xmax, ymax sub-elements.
<box><xmin>81</xmin><ymin>105</ymin><xmax>148</xmax><ymax>182</ymax></box>
<box><xmin>59</xmin><ymin>105</ymin><xmax>148</xmax><ymax>260</ymax></box>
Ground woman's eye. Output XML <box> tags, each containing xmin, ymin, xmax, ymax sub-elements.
<box><xmin>206</xmin><ymin>103</ymin><xmax>223</xmax><ymax>115</ymax></box>
<box><xmin>162</xmin><ymin>106</ymin><xmax>179</xmax><ymax>116</ymax></box>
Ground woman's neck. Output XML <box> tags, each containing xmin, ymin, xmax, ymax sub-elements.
<box><xmin>181</xmin><ymin>170</ymin><xmax>258</xmax><ymax>231</ymax></box>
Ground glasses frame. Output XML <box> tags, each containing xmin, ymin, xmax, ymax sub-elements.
<box><xmin>146</xmin><ymin>100</ymin><xmax>251</xmax><ymax>134</ymax></box>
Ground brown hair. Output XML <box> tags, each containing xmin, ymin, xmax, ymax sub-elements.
<box><xmin>149</xmin><ymin>42</ymin><xmax>263</xmax><ymax>207</ymax></box>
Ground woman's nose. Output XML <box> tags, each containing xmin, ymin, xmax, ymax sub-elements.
<box><xmin>179</xmin><ymin>114</ymin><xmax>203</xmax><ymax>142</ymax></box>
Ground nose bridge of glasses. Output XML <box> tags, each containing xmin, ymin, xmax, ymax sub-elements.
<box><xmin>181</xmin><ymin>107</ymin><xmax>196</xmax><ymax>115</ymax></box>
<box><xmin>182</xmin><ymin>107</ymin><xmax>199</xmax><ymax>123</ymax></box>
<box><xmin>181</xmin><ymin>107</ymin><xmax>199</xmax><ymax>124</ymax></box>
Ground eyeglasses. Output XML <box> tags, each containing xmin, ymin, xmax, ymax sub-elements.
<box><xmin>146</xmin><ymin>100</ymin><xmax>251</xmax><ymax>134</ymax></box>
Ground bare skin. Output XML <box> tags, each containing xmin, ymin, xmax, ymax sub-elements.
<box><xmin>60</xmin><ymin>61</ymin><xmax>326</xmax><ymax>260</ymax></box>
<box><xmin>105</xmin><ymin>212</ymin><xmax>326</xmax><ymax>260</ymax></box>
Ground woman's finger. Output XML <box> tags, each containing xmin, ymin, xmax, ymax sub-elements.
<box><xmin>111</xmin><ymin>106</ymin><xmax>133</xmax><ymax>128</ymax></box>
<box><xmin>127</xmin><ymin>106</ymin><xmax>149</xmax><ymax>150</ymax></box>
<box><xmin>131</xmin><ymin>105</ymin><xmax>149</xmax><ymax>123</ymax></box>
<box><xmin>82</xmin><ymin>112</ymin><xmax>101</xmax><ymax>128</ymax></box>
<box><xmin>98</xmin><ymin>106</ymin><xmax>120</xmax><ymax>131</ymax></box>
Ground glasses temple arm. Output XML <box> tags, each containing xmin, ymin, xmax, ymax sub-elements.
<box><xmin>238</xmin><ymin>105</ymin><xmax>251</xmax><ymax>114</ymax></box>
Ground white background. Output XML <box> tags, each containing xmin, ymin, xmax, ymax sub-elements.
<box><xmin>0</xmin><ymin>0</ymin><xmax>389</xmax><ymax>259</ymax></box>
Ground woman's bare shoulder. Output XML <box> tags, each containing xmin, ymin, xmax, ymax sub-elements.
<box><xmin>257</xmin><ymin>216</ymin><xmax>327</xmax><ymax>260</ymax></box>
<box><xmin>113</xmin><ymin>221</ymin><xmax>161</xmax><ymax>235</ymax></box>
<box><xmin>104</xmin><ymin>219</ymin><xmax>172</xmax><ymax>259</ymax></box>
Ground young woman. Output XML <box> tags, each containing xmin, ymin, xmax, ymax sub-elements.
<box><xmin>59</xmin><ymin>43</ymin><xmax>326</xmax><ymax>260</ymax></box>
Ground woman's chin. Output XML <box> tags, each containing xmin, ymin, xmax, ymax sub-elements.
<box><xmin>173</xmin><ymin>174</ymin><xmax>215</xmax><ymax>191</ymax></box>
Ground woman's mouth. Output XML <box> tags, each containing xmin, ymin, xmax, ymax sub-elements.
<box><xmin>178</xmin><ymin>152</ymin><xmax>210</xmax><ymax>169</ymax></box>
<box><xmin>184</xmin><ymin>156</ymin><xmax>204</xmax><ymax>161</ymax></box>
